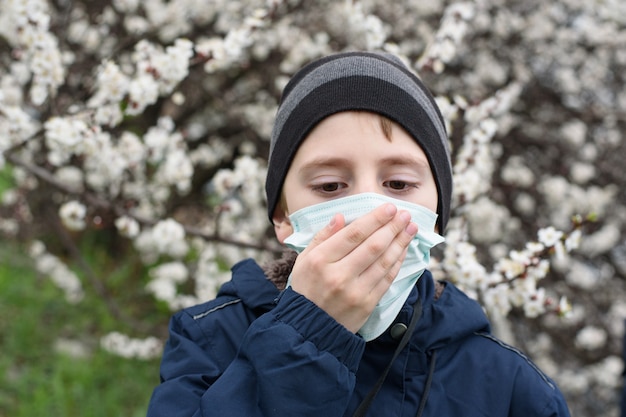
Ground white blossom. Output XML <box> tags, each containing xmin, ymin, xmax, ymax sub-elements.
<box><xmin>59</xmin><ymin>200</ymin><xmax>87</xmax><ymax>231</ymax></box>
<box><xmin>565</xmin><ymin>260</ymin><xmax>599</xmax><ymax>290</ymax></box>
<box><xmin>501</xmin><ymin>156</ymin><xmax>535</xmax><ymax>187</ymax></box>
<box><xmin>569</xmin><ymin>162</ymin><xmax>595</xmax><ymax>184</ymax></box>
<box><xmin>564</xmin><ymin>229</ymin><xmax>582</xmax><ymax>252</ymax></box>
<box><xmin>579</xmin><ymin>223</ymin><xmax>622</xmax><ymax>257</ymax></box>
<box><xmin>537</xmin><ymin>226</ymin><xmax>564</xmax><ymax>247</ymax></box>
<box><xmin>526</xmin><ymin>259</ymin><xmax>550</xmax><ymax>281</ymax></box>
<box><xmin>135</xmin><ymin>218</ymin><xmax>189</xmax><ymax>260</ymax></box>
<box><xmin>557</xmin><ymin>296</ymin><xmax>572</xmax><ymax>317</ymax></box>
<box><xmin>0</xmin><ymin>105</ymin><xmax>40</xmax><ymax>151</ymax></box>
<box><xmin>156</xmin><ymin>149</ymin><xmax>194</xmax><ymax>193</ymax></box>
<box><xmin>342</xmin><ymin>1</ymin><xmax>388</xmax><ymax>50</ymax></box>
<box><xmin>560</xmin><ymin>119</ymin><xmax>587</xmax><ymax>147</ymax></box>
<box><xmin>495</xmin><ymin>256</ymin><xmax>526</xmax><ymax>280</ymax></box>
<box><xmin>483</xmin><ymin>284</ymin><xmax>512</xmax><ymax>317</ymax></box>
<box><xmin>465</xmin><ymin>197</ymin><xmax>515</xmax><ymax>244</ymax></box>
<box><xmin>117</xmin><ymin>131</ymin><xmax>147</xmax><ymax>169</ymax></box>
<box><xmin>417</xmin><ymin>2</ymin><xmax>475</xmax><ymax>73</ymax></box>
<box><xmin>586</xmin><ymin>356</ymin><xmax>624</xmax><ymax>389</ymax></box>
<box><xmin>29</xmin><ymin>240</ymin><xmax>84</xmax><ymax>303</ymax></box>
<box><xmin>575</xmin><ymin>326</ymin><xmax>607</xmax><ymax>351</ymax></box>
<box><xmin>88</xmin><ymin>61</ymin><xmax>130</xmax><ymax>107</ymax></box>
<box><xmin>146</xmin><ymin>261</ymin><xmax>189</xmax><ymax>308</ymax></box>
<box><xmin>143</xmin><ymin>117</ymin><xmax>180</xmax><ymax>163</ymax></box>
<box><xmin>44</xmin><ymin>116</ymin><xmax>93</xmax><ymax>165</ymax></box>
<box><xmin>194</xmin><ymin>245</ymin><xmax>231</xmax><ymax>301</ymax></box>
<box><xmin>115</xmin><ymin>216</ymin><xmax>140</xmax><ymax>238</ymax></box>
<box><xmin>127</xmin><ymin>74</ymin><xmax>160</xmax><ymax>116</ymax></box>
<box><xmin>100</xmin><ymin>332</ymin><xmax>163</xmax><ymax>360</ymax></box>
<box><xmin>0</xmin><ymin>0</ymin><xmax>65</xmax><ymax>105</ymax></box>
<box><xmin>522</xmin><ymin>287</ymin><xmax>546</xmax><ymax>318</ymax></box>
<box><xmin>0</xmin><ymin>218</ymin><xmax>19</xmax><ymax>236</ymax></box>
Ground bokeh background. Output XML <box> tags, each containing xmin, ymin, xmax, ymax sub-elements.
<box><xmin>0</xmin><ymin>0</ymin><xmax>625</xmax><ymax>416</ymax></box>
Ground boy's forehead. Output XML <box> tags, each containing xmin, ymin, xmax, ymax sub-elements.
<box><xmin>293</xmin><ymin>111</ymin><xmax>432</xmax><ymax>168</ymax></box>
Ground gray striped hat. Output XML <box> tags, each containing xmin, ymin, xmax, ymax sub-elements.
<box><xmin>266</xmin><ymin>52</ymin><xmax>453</xmax><ymax>232</ymax></box>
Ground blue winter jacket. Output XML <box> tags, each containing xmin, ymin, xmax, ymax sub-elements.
<box><xmin>147</xmin><ymin>259</ymin><xmax>571</xmax><ymax>417</ymax></box>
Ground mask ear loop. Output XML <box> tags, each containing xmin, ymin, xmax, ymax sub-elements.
<box><xmin>351</xmin><ymin>296</ymin><xmax>423</xmax><ymax>417</ymax></box>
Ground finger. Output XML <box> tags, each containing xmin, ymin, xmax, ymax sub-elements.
<box><xmin>365</xmin><ymin>224</ymin><xmax>416</xmax><ymax>299</ymax></box>
<box><xmin>345</xmin><ymin>209</ymin><xmax>413</xmax><ymax>270</ymax></box>
<box><xmin>376</xmin><ymin>221</ymin><xmax>418</xmax><ymax>283</ymax></box>
<box><xmin>320</xmin><ymin>203</ymin><xmax>399</xmax><ymax>263</ymax></box>
<box><xmin>352</xmin><ymin>216</ymin><xmax>417</xmax><ymax>296</ymax></box>
<box><xmin>300</xmin><ymin>213</ymin><xmax>345</xmax><ymax>254</ymax></box>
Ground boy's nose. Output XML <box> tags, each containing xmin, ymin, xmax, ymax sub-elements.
<box><xmin>353</xmin><ymin>182</ymin><xmax>383</xmax><ymax>196</ymax></box>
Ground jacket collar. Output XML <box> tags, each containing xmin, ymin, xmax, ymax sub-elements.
<box><xmin>220</xmin><ymin>258</ymin><xmax>280</xmax><ymax>313</ymax></box>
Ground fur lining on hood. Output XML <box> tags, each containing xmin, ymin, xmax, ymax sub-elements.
<box><xmin>262</xmin><ymin>250</ymin><xmax>298</xmax><ymax>291</ymax></box>
<box><xmin>262</xmin><ymin>250</ymin><xmax>445</xmax><ymax>299</ymax></box>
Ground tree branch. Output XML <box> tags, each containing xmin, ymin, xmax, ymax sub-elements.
<box><xmin>3</xmin><ymin>151</ymin><xmax>282</xmax><ymax>255</ymax></box>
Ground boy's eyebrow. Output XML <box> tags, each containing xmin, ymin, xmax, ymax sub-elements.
<box><xmin>379</xmin><ymin>156</ymin><xmax>431</xmax><ymax>170</ymax></box>
<box><xmin>298</xmin><ymin>155</ymin><xmax>431</xmax><ymax>174</ymax></box>
<box><xmin>297</xmin><ymin>157</ymin><xmax>352</xmax><ymax>174</ymax></box>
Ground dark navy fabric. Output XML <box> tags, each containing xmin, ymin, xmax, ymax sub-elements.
<box><xmin>147</xmin><ymin>259</ymin><xmax>571</xmax><ymax>417</ymax></box>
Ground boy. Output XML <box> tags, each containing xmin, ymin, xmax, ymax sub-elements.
<box><xmin>147</xmin><ymin>52</ymin><xmax>570</xmax><ymax>416</ymax></box>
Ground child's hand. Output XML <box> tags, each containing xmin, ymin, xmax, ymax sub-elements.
<box><xmin>289</xmin><ymin>203</ymin><xmax>418</xmax><ymax>334</ymax></box>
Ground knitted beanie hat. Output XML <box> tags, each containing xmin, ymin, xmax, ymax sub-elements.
<box><xmin>265</xmin><ymin>51</ymin><xmax>453</xmax><ymax>232</ymax></box>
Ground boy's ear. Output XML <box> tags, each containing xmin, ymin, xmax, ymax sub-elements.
<box><xmin>272</xmin><ymin>209</ymin><xmax>293</xmax><ymax>244</ymax></box>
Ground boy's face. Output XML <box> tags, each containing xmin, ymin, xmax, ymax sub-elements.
<box><xmin>273</xmin><ymin>111</ymin><xmax>439</xmax><ymax>243</ymax></box>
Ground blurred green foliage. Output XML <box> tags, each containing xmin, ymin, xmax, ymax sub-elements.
<box><xmin>0</xmin><ymin>239</ymin><xmax>163</xmax><ymax>417</ymax></box>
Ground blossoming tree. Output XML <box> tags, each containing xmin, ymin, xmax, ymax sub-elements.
<box><xmin>0</xmin><ymin>0</ymin><xmax>624</xmax><ymax>415</ymax></box>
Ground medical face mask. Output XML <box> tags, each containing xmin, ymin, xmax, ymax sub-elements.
<box><xmin>284</xmin><ymin>192</ymin><xmax>445</xmax><ymax>341</ymax></box>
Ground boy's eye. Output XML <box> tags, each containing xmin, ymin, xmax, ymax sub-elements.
<box><xmin>385</xmin><ymin>180</ymin><xmax>412</xmax><ymax>190</ymax></box>
<box><xmin>319</xmin><ymin>183</ymin><xmax>341</xmax><ymax>192</ymax></box>
<box><xmin>312</xmin><ymin>182</ymin><xmax>345</xmax><ymax>193</ymax></box>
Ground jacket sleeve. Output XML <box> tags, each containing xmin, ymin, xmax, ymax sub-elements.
<box><xmin>543</xmin><ymin>393</ymin><xmax>571</xmax><ymax>417</ymax></box>
<box><xmin>146</xmin><ymin>288</ymin><xmax>366</xmax><ymax>417</ymax></box>
<box><xmin>508</xmin><ymin>359</ymin><xmax>572</xmax><ymax>417</ymax></box>
<box><xmin>512</xmin><ymin>380</ymin><xmax>571</xmax><ymax>417</ymax></box>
